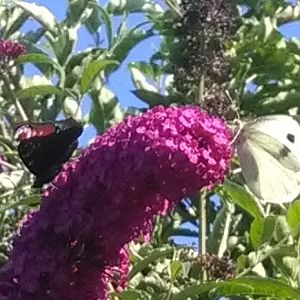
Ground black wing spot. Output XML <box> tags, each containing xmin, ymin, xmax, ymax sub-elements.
<box><xmin>287</xmin><ymin>133</ymin><xmax>295</xmax><ymax>143</ymax></box>
<box><xmin>279</xmin><ymin>146</ymin><xmax>291</xmax><ymax>157</ymax></box>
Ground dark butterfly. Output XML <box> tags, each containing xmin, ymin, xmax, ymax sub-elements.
<box><xmin>14</xmin><ymin>118</ymin><xmax>83</xmax><ymax>188</ymax></box>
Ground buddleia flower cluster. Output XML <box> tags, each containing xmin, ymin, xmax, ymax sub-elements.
<box><xmin>0</xmin><ymin>40</ymin><xmax>25</xmax><ymax>71</ymax></box>
<box><xmin>171</xmin><ymin>0</ymin><xmax>237</xmax><ymax>117</ymax></box>
<box><xmin>190</xmin><ymin>253</ymin><xmax>236</xmax><ymax>281</ymax></box>
<box><xmin>0</xmin><ymin>106</ymin><xmax>232</xmax><ymax>300</ymax></box>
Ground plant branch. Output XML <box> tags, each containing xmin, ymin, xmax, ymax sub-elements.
<box><xmin>199</xmin><ymin>191</ymin><xmax>207</xmax><ymax>281</ymax></box>
<box><xmin>0</xmin><ymin>74</ymin><xmax>28</xmax><ymax>121</ymax></box>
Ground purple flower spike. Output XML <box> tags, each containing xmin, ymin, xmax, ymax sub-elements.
<box><xmin>0</xmin><ymin>106</ymin><xmax>232</xmax><ymax>299</ymax></box>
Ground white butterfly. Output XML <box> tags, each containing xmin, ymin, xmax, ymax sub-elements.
<box><xmin>236</xmin><ymin>115</ymin><xmax>300</xmax><ymax>204</ymax></box>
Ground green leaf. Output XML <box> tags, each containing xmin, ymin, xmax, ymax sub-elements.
<box><xmin>287</xmin><ymin>199</ymin><xmax>300</xmax><ymax>233</ymax></box>
<box><xmin>132</xmin><ymin>89</ymin><xmax>188</xmax><ymax>106</ymax></box>
<box><xmin>85</xmin><ymin>3</ymin><xmax>113</xmax><ymax>48</ymax></box>
<box><xmin>274</xmin><ymin>216</ymin><xmax>291</xmax><ymax>242</ymax></box>
<box><xmin>51</xmin><ymin>28</ymin><xmax>77</xmax><ymax>66</ymax></box>
<box><xmin>89</xmin><ymin>87</ymin><xmax>122</xmax><ymax>132</ymax></box>
<box><xmin>0</xmin><ymin>194</ymin><xmax>40</xmax><ymax>213</ymax></box>
<box><xmin>129</xmin><ymin>62</ymin><xmax>162</xmax><ymax>80</ymax></box>
<box><xmin>129</xmin><ymin>64</ymin><xmax>159</xmax><ymax>92</ymax></box>
<box><xmin>5</xmin><ymin>9</ymin><xmax>28</xmax><ymax>38</ymax></box>
<box><xmin>222</xmin><ymin>181</ymin><xmax>263</xmax><ymax>220</ymax></box>
<box><xmin>16</xmin><ymin>85</ymin><xmax>63</xmax><ymax>99</ymax></box>
<box><xmin>0</xmin><ymin>170</ymin><xmax>25</xmax><ymax>191</ymax></box>
<box><xmin>241</xmin><ymin>91</ymin><xmax>300</xmax><ymax>115</ymax></box>
<box><xmin>110</xmin><ymin>290</ymin><xmax>152</xmax><ymax>300</ymax></box>
<box><xmin>96</xmin><ymin>6</ymin><xmax>113</xmax><ymax>48</ymax></box>
<box><xmin>250</xmin><ymin>216</ymin><xmax>276</xmax><ymax>249</ymax></box>
<box><xmin>64</xmin><ymin>97</ymin><xmax>82</xmax><ymax>119</ymax></box>
<box><xmin>106</xmin><ymin>0</ymin><xmax>162</xmax><ymax>15</ymax></box>
<box><xmin>172</xmin><ymin>277</ymin><xmax>300</xmax><ymax>300</ymax></box>
<box><xmin>67</xmin><ymin>0</ymin><xmax>91</xmax><ymax>27</ymax></box>
<box><xmin>207</xmin><ymin>205</ymin><xmax>232</xmax><ymax>255</ymax></box>
<box><xmin>262</xmin><ymin>16</ymin><xmax>275</xmax><ymax>41</ymax></box>
<box><xmin>129</xmin><ymin>247</ymin><xmax>173</xmax><ymax>279</ymax></box>
<box><xmin>17</xmin><ymin>53</ymin><xmax>57</xmax><ymax>67</ymax></box>
<box><xmin>110</xmin><ymin>25</ymin><xmax>153</xmax><ymax>66</ymax></box>
<box><xmin>80</xmin><ymin>60</ymin><xmax>118</xmax><ymax>94</ymax></box>
<box><xmin>16</xmin><ymin>1</ymin><xmax>57</xmax><ymax>35</ymax></box>
<box><xmin>169</xmin><ymin>261</ymin><xmax>182</xmax><ymax>281</ymax></box>
<box><xmin>132</xmin><ymin>89</ymin><xmax>168</xmax><ymax>106</ymax></box>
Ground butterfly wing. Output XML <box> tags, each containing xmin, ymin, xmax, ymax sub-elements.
<box><xmin>15</xmin><ymin>119</ymin><xmax>83</xmax><ymax>187</ymax></box>
<box><xmin>247</xmin><ymin>115</ymin><xmax>300</xmax><ymax>160</ymax></box>
<box><xmin>237</xmin><ymin>133</ymin><xmax>300</xmax><ymax>203</ymax></box>
<box><xmin>237</xmin><ymin>115</ymin><xmax>300</xmax><ymax>203</ymax></box>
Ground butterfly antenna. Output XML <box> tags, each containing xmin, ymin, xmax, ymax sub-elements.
<box><xmin>229</xmin><ymin>119</ymin><xmax>243</xmax><ymax>146</ymax></box>
<box><xmin>225</xmin><ymin>89</ymin><xmax>240</xmax><ymax>120</ymax></box>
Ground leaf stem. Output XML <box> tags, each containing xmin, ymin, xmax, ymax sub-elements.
<box><xmin>0</xmin><ymin>74</ymin><xmax>28</xmax><ymax>121</ymax></box>
<box><xmin>0</xmin><ymin>160</ymin><xmax>18</xmax><ymax>170</ymax></box>
<box><xmin>199</xmin><ymin>191</ymin><xmax>207</xmax><ymax>281</ymax></box>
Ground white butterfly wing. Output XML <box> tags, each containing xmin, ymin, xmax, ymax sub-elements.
<box><xmin>248</xmin><ymin>115</ymin><xmax>300</xmax><ymax>162</ymax></box>
<box><xmin>237</xmin><ymin>115</ymin><xmax>300</xmax><ymax>204</ymax></box>
<box><xmin>237</xmin><ymin>137</ymin><xmax>300</xmax><ymax>203</ymax></box>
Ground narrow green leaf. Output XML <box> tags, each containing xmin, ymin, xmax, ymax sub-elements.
<box><xmin>207</xmin><ymin>205</ymin><xmax>232</xmax><ymax>255</ymax></box>
<box><xmin>85</xmin><ymin>4</ymin><xmax>113</xmax><ymax>47</ymax></box>
<box><xmin>80</xmin><ymin>60</ymin><xmax>118</xmax><ymax>94</ymax></box>
<box><xmin>110</xmin><ymin>25</ymin><xmax>153</xmax><ymax>66</ymax></box>
<box><xmin>172</xmin><ymin>277</ymin><xmax>300</xmax><ymax>300</ymax></box>
<box><xmin>5</xmin><ymin>10</ymin><xmax>28</xmax><ymax>38</ymax></box>
<box><xmin>287</xmin><ymin>199</ymin><xmax>300</xmax><ymax>232</ymax></box>
<box><xmin>16</xmin><ymin>85</ymin><xmax>63</xmax><ymax>99</ymax></box>
<box><xmin>107</xmin><ymin>0</ymin><xmax>146</xmax><ymax>14</ymax></box>
<box><xmin>133</xmin><ymin>89</ymin><xmax>168</xmax><ymax>106</ymax></box>
<box><xmin>129</xmin><ymin>64</ymin><xmax>159</xmax><ymax>92</ymax></box>
<box><xmin>0</xmin><ymin>194</ymin><xmax>40</xmax><ymax>213</ymax></box>
<box><xmin>96</xmin><ymin>6</ymin><xmax>113</xmax><ymax>48</ymax></box>
<box><xmin>51</xmin><ymin>28</ymin><xmax>77</xmax><ymax>66</ymax></box>
<box><xmin>17</xmin><ymin>53</ymin><xmax>56</xmax><ymax>67</ymax></box>
<box><xmin>106</xmin><ymin>0</ymin><xmax>162</xmax><ymax>15</ymax></box>
<box><xmin>222</xmin><ymin>180</ymin><xmax>263</xmax><ymax>220</ymax></box>
<box><xmin>129</xmin><ymin>247</ymin><xmax>173</xmax><ymax>279</ymax></box>
<box><xmin>169</xmin><ymin>261</ymin><xmax>182</xmax><ymax>281</ymax></box>
<box><xmin>16</xmin><ymin>1</ymin><xmax>57</xmax><ymax>35</ymax></box>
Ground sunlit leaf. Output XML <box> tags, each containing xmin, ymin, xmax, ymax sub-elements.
<box><xmin>80</xmin><ymin>60</ymin><xmax>118</xmax><ymax>94</ymax></box>
<box><xmin>16</xmin><ymin>85</ymin><xmax>63</xmax><ymax>99</ymax></box>
<box><xmin>16</xmin><ymin>1</ymin><xmax>57</xmax><ymax>35</ymax></box>
<box><xmin>221</xmin><ymin>181</ymin><xmax>263</xmax><ymax>220</ymax></box>
<box><xmin>107</xmin><ymin>0</ymin><xmax>163</xmax><ymax>15</ymax></box>
<box><xmin>17</xmin><ymin>53</ymin><xmax>57</xmax><ymax>68</ymax></box>
<box><xmin>172</xmin><ymin>277</ymin><xmax>300</xmax><ymax>300</ymax></box>
<box><xmin>287</xmin><ymin>199</ymin><xmax>300</xmax><ymax>233</ymax></box>
<box><xmin>169</xmin><ymin>261</ymin><xmax>182</xmax><ymax>281</ymax></box>
<box><xmin>250</xmin><ymin>216</ymin><xmax>276</xmax><ymax>249</ymax></box>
